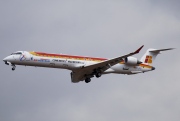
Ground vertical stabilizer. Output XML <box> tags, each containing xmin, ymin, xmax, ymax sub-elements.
<box><xmin>140</xmin><ymin>48</ymin><xmax>174</xmax><ymax>65</ymax></box>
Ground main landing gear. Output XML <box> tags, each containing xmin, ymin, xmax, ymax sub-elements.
<box><xmin>95</xmin><ymin>72</ymin><xmax>101</xmax><ymax>78</ymax></box>
<box><xmin>84</xmin><ymin>69</ymin><xmax>103</xmax><ymax>83</ymax></box>
<box><xmin>84</xmin><ymin>72</ymin><xmax>102</xmax><ymax>83</ymax></box>
<box><xmin>85</xmin><ymin>78</ymin><xmax>91</xmax><ymax>83</ymax></box>
<box><xmin>12</xmin><ymin>64</ymin><xmax>16</xmax><ymax>71</ymax></box>
<box><xmin>85</xmin><ymin>70</ymin><xmax>102</xmax><ymax>83</ymax></box>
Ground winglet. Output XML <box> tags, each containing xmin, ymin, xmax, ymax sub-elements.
<box><xmin>134</xmin><ymin>45</ymin><xmax>144</xmax><ymax>54</ymax></box>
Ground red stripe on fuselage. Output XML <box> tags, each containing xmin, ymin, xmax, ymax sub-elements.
<box><xmin>34</xmin><ymin>52</ymin><xmax>107</xmax><ymax>61</ymax></box>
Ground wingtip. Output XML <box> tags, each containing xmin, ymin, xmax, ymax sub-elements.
<box><xmin>169</xmin><ymin>48</ymin><xmax>176</xmax><ymax>50</ymax></box>
<box><xmin>134</xmin><ymin>45</ymin><xmax>144</xmax><ymax>54</ymax></box>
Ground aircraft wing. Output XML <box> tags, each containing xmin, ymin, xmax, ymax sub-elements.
<box><xmin>71</xmin><ymin>45</ymin><xmax>144</xmax><ymax>83</ymax></box>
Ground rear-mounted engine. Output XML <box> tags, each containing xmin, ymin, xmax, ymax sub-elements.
<box><xmin>125</xmin><ymin>57</ymin><xmax>142</xmax><ymax>65</ymax></box>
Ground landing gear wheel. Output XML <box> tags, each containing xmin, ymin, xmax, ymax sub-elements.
<box><xmin>85</xmin><ymin>78</ymin><xmax>91</xmax><ymax>83</ymax></box>
<box><xmin>12</xmin><ymin>65</ymin><xmax>16</xmax><ymax>71</ymax></box>
<box><xmin>95</xmin><ymin>73</ymin><xmax>101</xmax><ymax>78</ymax></box>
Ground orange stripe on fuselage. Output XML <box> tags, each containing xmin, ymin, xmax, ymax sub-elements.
<box><xmin>29</xmin><ymin>52</ymin><xmax>153</xmax><ymax>69</ymax></box>
<box><xmin>30</xmin><ymin>51</ymin><xmax>107</xmax><ymax>62</ymax></box>
<box><xmin>139</xmin><ymin>63</ymin><xmax>152</xmax><ymax>69</ymax></box>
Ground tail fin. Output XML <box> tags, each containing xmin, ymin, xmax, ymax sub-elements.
<box><xmin>140</xmin><ymin>48</ymin><xmax>174</xmax><ymax>65</ymax></box>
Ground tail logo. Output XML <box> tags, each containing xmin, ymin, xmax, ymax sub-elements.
<box><xmin>145</xmin><ymin>55</ymin><xmax>152</xmax><ymax>64</ymax></box>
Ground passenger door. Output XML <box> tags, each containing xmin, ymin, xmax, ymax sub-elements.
<box><xmin>23</xmin><ymin>51</ymin><xmax>32</xmax><ymax>61</ymax></box>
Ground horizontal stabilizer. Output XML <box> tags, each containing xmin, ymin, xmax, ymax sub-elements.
<box><xmin>149</xmin><ymin>48</ymin><xmax>175</xmax><ymax>53</ymax></box>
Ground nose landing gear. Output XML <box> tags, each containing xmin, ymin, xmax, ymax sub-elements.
<box><xmin>11</xmin><ymin>64</ymin><xmax>16</xmax><ymax>71</ymax></box>
<box><xmin>4</xmin><ymin>61</ymin><xmax>9</xmax><ymax>65</ymax></box>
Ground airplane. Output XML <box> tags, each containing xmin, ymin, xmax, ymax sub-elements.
<box><xmin>3</xmin><ymin>45</ymin><xmax>174</xmax><ymax>83</ymax></box>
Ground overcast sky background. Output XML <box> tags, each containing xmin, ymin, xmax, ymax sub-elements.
<box><xmin>0</xmin><ymin>0</ymin><xmax>180</xmax><ymax>121</ymax></box>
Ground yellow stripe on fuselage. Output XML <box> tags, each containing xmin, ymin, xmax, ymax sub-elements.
<box><xmin>29</xmin><ymin>51</ymin><xmax>153</xmax><ymax>69</ymax></box>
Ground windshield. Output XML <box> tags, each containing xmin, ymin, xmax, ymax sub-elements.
<box><xmin>11</xmin><ymin>52</ymin><xmax>22</xmax><ymax>55</ymax></box>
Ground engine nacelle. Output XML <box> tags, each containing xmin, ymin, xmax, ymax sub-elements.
<box><xmin>125</xmin><ymin>57</ymin><xmax>142</xmax><ymax>65</ymax></box>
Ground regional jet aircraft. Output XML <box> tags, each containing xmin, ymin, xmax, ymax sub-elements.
<box><xmin>3</xmin><ymin>45</ymin><xmax>174</xmax><ymax>83</ymax></box>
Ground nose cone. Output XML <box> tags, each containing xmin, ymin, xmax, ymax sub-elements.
<box><xmin>3</xmin><ymin>57</ymin><xmax>8</xmax><ymax>62</ymax></box>
<box><xmin>3</xmin><ymin>56</ymin><xmax>13</xmax><ymax>62</ymax></box>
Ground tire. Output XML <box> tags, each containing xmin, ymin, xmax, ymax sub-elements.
<box><xmin>85</xmin><ymin>78</ymin><xmax>91</xmax><ymax>83</ymax></box>
<box><xmin>96</xmin><ymin>73</ymin><xmax>101</xmax><ymax>78</ymax></box>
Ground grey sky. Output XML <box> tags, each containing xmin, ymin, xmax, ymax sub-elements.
<box><xmin>0</xmin><ymin>0</ymin><xmax>180</xmax><ymax>121</ymax></box>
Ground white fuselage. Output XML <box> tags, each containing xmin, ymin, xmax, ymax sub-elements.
<box><xmin>3</xmin><ymin>51</ymin><xmax>153</xmax><ymax>75</ymax></box>
<box><xmin>4</xmin><ymin>46</ymin><xmax>174</xmax><ymax>83</ymax></box>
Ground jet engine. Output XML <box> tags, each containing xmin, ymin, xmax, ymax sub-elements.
<box><xmin>125</xmin><ymin>57</ymin><xmax>142</xmax><ymax>65</ymax></box>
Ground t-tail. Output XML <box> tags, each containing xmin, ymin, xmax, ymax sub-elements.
<box><xmin>140</xmin><ymin>48</ymin><xmax>175</xmax><ymax>65</ymax></box>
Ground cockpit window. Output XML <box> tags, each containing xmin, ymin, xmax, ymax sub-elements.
<box><xmin>11</xmin><ymin>52</ymin><xmax>22</xmax><ymax>55</ymax></box>
<box><xmin>16</xmin><ymin>52</ymin><xmax>22</xmax><ymax>55</ymax></box>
